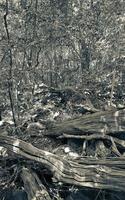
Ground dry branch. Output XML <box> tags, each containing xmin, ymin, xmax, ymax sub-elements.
<box><xmin>59</xmin><ymin>133</ymin><xmax>125</xmax><ymax>149</ymax></box>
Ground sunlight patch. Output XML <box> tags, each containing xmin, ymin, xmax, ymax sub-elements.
<box><xmin>13</xmin><ymin>139</ymin><xmax>20</xmax><ymax>153</ymax></box>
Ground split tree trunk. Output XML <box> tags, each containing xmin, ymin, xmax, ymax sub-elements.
<box><xmin>1</xmin><ymin>135</ymin><xmax>125</xmax><ymax>191</ymax></box>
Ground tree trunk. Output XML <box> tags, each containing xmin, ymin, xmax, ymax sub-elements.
<box><xmin>1</xmin><ymin>135</ymin><xmax>125</xmax><ymax>191</ymax></box>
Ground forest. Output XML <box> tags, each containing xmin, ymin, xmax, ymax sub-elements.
<box><xmin>0</xmin><ymin>0</ymin><xmax>125</xmax><ymax>199</ymax></box>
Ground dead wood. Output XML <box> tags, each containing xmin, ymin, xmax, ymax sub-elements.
<box><xmin>1</xmin><ymin>135</ymin><xmax>125</xmax><ymax>191</ymax></box>
<box><xmin>21</xmin><ymin>167</ymin><xmax>52</xmax><ymax>200</ymax></box>
<box><xmin>59</xmin><ymin>133</ymin><xmax>125</xmax><ymax>149</ymax></box>
<box><xmin>46</xmin><ymin>109</ymin><xmax>125</xmax><ymax>137</ymax></box>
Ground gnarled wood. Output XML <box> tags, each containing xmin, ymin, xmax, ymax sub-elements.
<box><xmin>1</xmin><ymin>135</ymin><xmax>125</xmax><ymax>191</ymax></box>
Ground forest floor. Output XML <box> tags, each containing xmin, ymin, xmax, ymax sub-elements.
<box><xmin>0</xmin><ymin>84</ymin><xmax>125</xmax><ymax>200</ymax></box>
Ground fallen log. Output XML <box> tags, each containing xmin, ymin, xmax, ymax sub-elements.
<box><xmin>21</xmin><ymin>167</ymin><xmax>52</xmax><ymax>200</ymax></box>
<box><xmin>1</xmin><ymin>135</ymin><xmax>125</xmax><ymax>191</ymax></box>
<box><xmin>46</xmin><ymin>109</ymin><xmax>125</xmax><ymax>137</ymax></box>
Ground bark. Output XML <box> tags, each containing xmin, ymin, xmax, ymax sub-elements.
<box><xmin>21</xmin><ymin>167</ymin><xmax>52</xmax><ymax>200</ymax></box>
<box><xmin>1</xmin><ymin>135</ymin><xmax>125</xmax><ymax>191</ymax></box>
<box><xmin>47</xmin><ymin>109</ymin><xmax>125</xmax><ymax>137</ymax></box>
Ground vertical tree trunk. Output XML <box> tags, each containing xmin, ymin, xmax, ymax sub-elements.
<box><xmin>4</xmin><ymin>0</ymin><xmax>17</xmax><ymax>128</ymax></box>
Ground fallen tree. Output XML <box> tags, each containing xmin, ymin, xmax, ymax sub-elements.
<box><xmin>47</xmin><ymin>109</ymin><xmax>125</xmax><ymax>137</ymax></box>
<box><xmin>1</xmin><ymin>135</ymin><xmax>125</xmax><ymax>192</ymax></box>
<box><xmin>45</xmin><ymin>108</ymin><xmax>125</xmax><ymax>155</ymax></box>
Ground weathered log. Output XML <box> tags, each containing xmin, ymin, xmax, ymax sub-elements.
<box><xmin>46</xmin><ymin>109</ymin><xmax>125</xmax><ymax>137</ymax></box>
<box><xmin>21</xmin><ymin>167</ymin><xmax>52</xmax><ymax>200</ymax></box>
<box><xmin>1</xmin><ymin>135</ymin><xmax>125</xmax><ymax>191</ymax></box>
<box><xmin>46</xmin><ymin>109</ymin><xmax>125</xmax><ymax>155</ymax></box>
